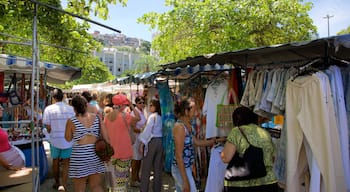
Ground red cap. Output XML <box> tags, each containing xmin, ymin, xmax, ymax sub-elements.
<box><xmin>112</xmin><ymin>94</ymin><xmax>130</xmax><ymax>106</ymax></box>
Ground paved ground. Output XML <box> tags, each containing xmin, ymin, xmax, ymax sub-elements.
<box><xmin>40</xmin><ymin>141</ymin><xmax>176</xmax><ymax>192</ymax></box>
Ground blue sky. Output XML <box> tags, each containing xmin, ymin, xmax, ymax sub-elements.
<box><xmin>64</xmin><ymin>0</ymin><xmax>350</xmax><ymax>41</ymax></box>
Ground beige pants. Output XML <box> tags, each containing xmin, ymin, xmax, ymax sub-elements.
<box><xmin>285</xmin><ymin>74</ymin><xmax>346</xmax><ymax>192</ymax></box>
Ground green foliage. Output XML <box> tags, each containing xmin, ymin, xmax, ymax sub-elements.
<box><xmin>65</xmin><ymin>0</ymin><xmax>127</xmax><ymax>19</ymax></box>
<box><xmin>121</xmin><ymin>54</ymin><xmax>159</xmax><ymax>76</ymax></box>
<box><xmin>138</xmin><ymin>0</ymin><xmax>317</xmax><ymax>63</ymax></box>
<box><xmin>337</xmin><ymin>26</ymin><xmax>350</xmax><ymax>35</ymax></box>
<box><xmin>134</xmin><ymin>54</ymin><xmax>160</xmax><ymax>73</ymax></box>
<box><xmin>0</xmin><ymin>0</ymin><xmax>125</xmax><ymax>88</ymax></box>
<box><xmin>139</xmin><ymin>41</ymin><xmax>151</xmax><ymax>54</ymax></box>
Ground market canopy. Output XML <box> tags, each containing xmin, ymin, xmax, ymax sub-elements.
<box><xmin>114</xmin><ymin>71</ymin><xmax>157</xmax><ymax>85</ymax></box>
<box><xmin>0</xmin><ymin>54</ymin><xmax>82</xmax><ymax>84</ymax></box>
<box><xmin>160</xmin><ymin>34</ymin><xmax>350</xmax><ymax>79</ymax></box>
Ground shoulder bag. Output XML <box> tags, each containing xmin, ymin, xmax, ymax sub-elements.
<box><xmin>224</xmin><ymin>127</ymin><xmax>267</xmax><ymax>181</ymax></box>
<box><xmin>95</xmin><ymin>116</ymin><xmax>114</xmax><ymax>162</ymax></box>
<box><xmin>8</xmin><ymin>74</ymin><xmax>22</xmax><ymax>105</ymax></box>
<box><xmin>121</xmin><ymin>112</ymin><xmax>136</xmax><ymax>145</ymax></box>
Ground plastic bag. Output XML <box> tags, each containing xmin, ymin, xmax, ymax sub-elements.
<box><xmin>104</xmin><ymin>161</ymin><xmax>116</xmax><ymax>189</ymax></box>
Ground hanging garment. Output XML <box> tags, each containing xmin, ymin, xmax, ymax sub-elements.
<box><xmin>205</xmin><ymin>145</ymin><xmax>227</xmax><ymax>192</ymax></box>
<box><xmin>285</xmin><ymin>74</ymin><xmax>346</xmax><ymax>192</ymax></box>
<box><xmin>240</xmin><ymin>70</ymin><xmax>257</xmax><ymax>107</ymax></box>
<box><xmin>202</xmin><ymin>79</ymin><xmax>229</xmax><ymax>139</ymax></box>
<box><xmin>156</xmin><ymin>80</ymin><xmax>175</xmax><ymax>172</ymax></box>
<box><xmin>323</xmin><ymin>66</ymin><xmax>350</xmax><ymax>191</ymax></box>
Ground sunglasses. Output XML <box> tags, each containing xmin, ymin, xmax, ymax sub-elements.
<box><xmin>137</xmin><ymin>102</ymin><xmax>145</xmax><ymax>104</ymax></box>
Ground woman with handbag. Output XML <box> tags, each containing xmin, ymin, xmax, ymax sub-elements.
<box><xmin>221</xmin><ymin>106</ymin><xmax>278</xmax><ymax>192</ymax></box>
<box><xmin>65</xmin><ymin>95</ymin><xmax>107</xmax><ymax>192</ymax></box>
<box><xmin>139</xmin><ymin>99</ymin><xmax>163</xmax><ymax>192</ymax></box>
<box><xmin>104</xmin><ymin>93</ymin><xmax>140</xmax><ymax>191</ymax></box>
<box><xmin>172</xmin><ymin>98</ymin><xmax>215</xmax><ymax>192</ymax></box>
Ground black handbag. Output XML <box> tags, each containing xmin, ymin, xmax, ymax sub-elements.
<box><xmin>7</xmin><ymin>74</ymin><xmax>22</xmax><ymax>105</ymax></box>
<box><xmin>224</xmin><ymin>127</ymin><xmax>267</xmax><ymax>181</ymax></box>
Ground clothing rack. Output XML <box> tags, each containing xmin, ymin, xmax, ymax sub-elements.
<box><xmin>330</xmin><ymin>56</ymin><xmax>350</xmax><ymax>65</ymax></box>
<box><xmin>250</xmin><ymin>58</ymin><xmax>320</xmax><ymax>70</ymax></box>
<box><xmin>298</xmin><ymin>58</ymin><xmax>323</xmax><ymax>71</ymax></box>
<box><xmin>207</xmin><ymin>71</ymin><xmax>228</xmax><ymax>85</ymax></box>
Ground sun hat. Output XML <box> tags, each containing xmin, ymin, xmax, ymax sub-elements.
<box><xmin>112</xmin><ymin>94</ymin><xmax>130</xmax><ymax>106</ymax></box>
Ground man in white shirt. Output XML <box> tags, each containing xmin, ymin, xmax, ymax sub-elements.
<box><xmin>43</xmin><ymin>88</ymin><xmax>75</xmax><ymax>191</ymax></box>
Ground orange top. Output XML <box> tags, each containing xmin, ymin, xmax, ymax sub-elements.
<box><xmin>104</xmin><ymin>112</ymin><xmax>133</xmax><ymax>160</ymax></box>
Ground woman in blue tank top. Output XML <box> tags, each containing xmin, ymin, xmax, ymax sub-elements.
<box><xmin>172</xmin><ymin>98</ymin><xmax>215</xmax><ymax>192</ymax></box>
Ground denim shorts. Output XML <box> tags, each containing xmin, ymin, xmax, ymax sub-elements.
<box><xmin>50</xmin><ymin>145</ymin><xmax>72</xmax><ymax>159</ymax></box>
<box><xmin>171</xmin><ymin>164</ymin><xmax>197</xmax><ymax>192</ymax></box>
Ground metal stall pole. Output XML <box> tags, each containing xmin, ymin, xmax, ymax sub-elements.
<box><xmin>31</xmin><ymin>2</ymin><xmax>40</xmax><ymax>191</ymax></box>
<box><xmin>34</xmin><ymin>40</ymin><xmax>41</xmax><ymax>192</ymax></box>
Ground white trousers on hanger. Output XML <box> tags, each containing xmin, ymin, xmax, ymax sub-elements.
<box><xmin>285</xmin><ymin>74</ymin><xmax>346</xmax><ymax>192</ymax></box>
<box><xmin>325</xmin><ymin>66</ymin><xmax>350</xmax><ymax>191</ymax></box>
<box><xmin>205</xmin><ymin>145</ymin><xmax>227</xmax><ymax>192</ymax></box>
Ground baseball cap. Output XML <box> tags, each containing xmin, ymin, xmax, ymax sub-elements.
<box><xmin>112</xmin><ymin>94</ymin><xmax>130</xmax><ymax>106</ymax></box>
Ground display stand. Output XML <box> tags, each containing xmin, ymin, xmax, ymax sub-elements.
<box><xmin>0</xmin><ymin>1</ymin><xmax>120</xmax><ymax>190</ymax></box>
<box><xmin>1</xmin><ymin>120</ymin><xmax>48</xmax><ymax>185</ymax></box>
<box><xmin>14</xmin><ymin>141</ymin><xmax>48</xmax><ymax>183</ymax></box>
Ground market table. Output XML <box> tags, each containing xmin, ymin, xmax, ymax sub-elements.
<box><xmin>0</xmin><ymin>167</ymin><xmax>32</xmax><ymax>192</ymax></box>
<box><xmin>10</xmin><ymin>139</ymin><xmax>48</xmax><ymax>184</ymax></box>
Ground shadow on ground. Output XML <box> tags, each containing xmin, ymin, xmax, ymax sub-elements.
<box><xmin>40</xmin><ymin>141</ymin><xmax>176</xmax><ymax>192</ymax></box>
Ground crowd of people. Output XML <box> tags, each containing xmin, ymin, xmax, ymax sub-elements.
<box><xmin>0</xmin><ymin>87</ymin><xmax>279</xmax><ymax>192</ymax></box>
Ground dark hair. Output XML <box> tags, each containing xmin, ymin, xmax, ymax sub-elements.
<box><xmin>232</xmin><ymin>106</ymin><xmax>258</xmax><ymax>126</ymax></box>
<box><xmin>92</xmin><ymin>93</ymin><xmax>98</xmax><ymax>100</ymax></box>
<box><xmin>174</xmin><ymin>98</ymin><xmax>191</xmax><ymax>118</ymax></box>
<box><xmin>52</xmin><ymin>88</ymin><xmax>63</xmax><ymax>101</ymax></box>
<box><xmin>150</xmin><ymin>99</ymin><xmax>161</xmax><ymax>116</ymax></box>
<box><xmin>135</xmin><ymin>96</ymin><xmax>144</xmax><ymax>104</ymax></box>
<box><xmin>81</xmin><ymin>91</ymin><xmax>92</xmax><ymax>102</ymax></box>
<box><xmin>71</xmin><ymin>95</ymin><xmax>88</xmax><ymax>116</ymax></box>
<box><xmin>105</xmin><ymin>93</ymin><xmax>114</xmax><ymax>107</ymax></box>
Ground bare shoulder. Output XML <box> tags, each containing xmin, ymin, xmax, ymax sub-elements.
<box><xmin>173</xmin><ymin>122</ymin><xmax>185</xmax><ymax>134</ymax></box>
<box><xmin>104</xmin><ymin>106</ymin><xmax>113</xmax><ymax>114</ymax></box>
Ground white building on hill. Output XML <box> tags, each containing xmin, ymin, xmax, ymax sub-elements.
<box><xmin>94</xmin><ymin>48</ymin><xmax>140</xmax><ymax>76</ymax></box>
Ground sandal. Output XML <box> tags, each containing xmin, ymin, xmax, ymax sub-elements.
<box><xmin>58</xmin><ymin>185</ymin><xmax>66</xmax><ymax>191</ymax></box>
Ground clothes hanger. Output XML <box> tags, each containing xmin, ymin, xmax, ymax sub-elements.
<box><xmin>330</xmin><ymin>56</ymin><xmax>350</xmax><ymax>67</ymax></box>
<box><xmin>291</xmin><ymin>58</ymin><xmax>322</xmax><ymax>80</ymax></box>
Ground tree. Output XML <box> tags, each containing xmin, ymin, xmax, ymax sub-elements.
<box><xmin>138</xmin><ymin>0</ymin><xmax>317</xmax><ymax>63</ymax></box>
<box><xmin>139</xmin><ymin>41</ymin><xmax>151</xmax><ymax>54</ymax></box>
<box><xmin>125</xmin><ymin>54</ymin><xmax>160</xmax><ymax>75</ymax></box>
<box><xmin>0</xmin><ymin>0</ymin><xmax>125</xmax><ymax>87</ymax></box>
<box><xmin>337</xmin><ymin>26</ymin><xmax>350</xmax><ymax>35</ymax></box>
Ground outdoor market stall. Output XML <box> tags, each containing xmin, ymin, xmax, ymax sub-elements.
<box><xmin>157</xmin><ymin>34</ymin><xmax>350</xmax><ymax>191</ymax></box>
<box><xmin>0</xmin><ymin>53</ymin><xmax>81</xmax><ymax>187</ymax></box>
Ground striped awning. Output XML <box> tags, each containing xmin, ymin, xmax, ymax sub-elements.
<box><xmin>0</xmin><ymin>54</ymin><xmax>82</xmax><ymax>84</ymax></box>
<box><xmin>114</xmin><ymin>71</ymin><xmax>157</xmax><ymax>85</ymax></box>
